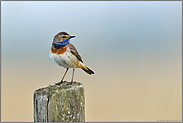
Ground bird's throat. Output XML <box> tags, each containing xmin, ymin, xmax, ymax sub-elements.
<box><xmin>53</xmin><ymin>38</ymin><xmax>70</xmax><ymax>49</ymax></box>
<box><xmin>53</xmin><ymin>43</ymin><xmax>65</xmax><ymax>49</ymax></box>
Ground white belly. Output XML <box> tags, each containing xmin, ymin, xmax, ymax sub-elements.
<box><xmin>50</xmin><ymin>50</ymin><xmax>78</xmax><ymax>68</ymax></box>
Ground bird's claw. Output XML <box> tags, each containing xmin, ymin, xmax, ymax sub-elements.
<box><xmin>55</xmin><ymin>80</ymin><xmax>66</xmax><ymax>85</ymax></box>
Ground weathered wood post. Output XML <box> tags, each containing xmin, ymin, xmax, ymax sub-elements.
<box><xmin>33</xmin><ymin>82</ymin><xmax>85</xmax><ymax>122</ymax></box>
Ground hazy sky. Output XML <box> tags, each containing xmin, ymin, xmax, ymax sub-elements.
<box><xmin>1</xmin><ymin>1</ymin><xmax>182</xmax><ymax>122</ymax></box>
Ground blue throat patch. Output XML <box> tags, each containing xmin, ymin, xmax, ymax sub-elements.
<box><xmin>54</xmin><ymin>38</ymin><xmax>70</xmax><ymax>46</ymax></box>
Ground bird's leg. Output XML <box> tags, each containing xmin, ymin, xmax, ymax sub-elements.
<box><xmin>71</xmin><ymin>68</ymin><xmax>75</xmax><ymax>84</ymax></box>
<box><xmin>61</xmin><ymin>68</ymin><xmax>69</xmax><ymax>83</ymax></box>
<box><xmin>67</xmin><ymin>68</ymin><xmax>75</xmax><ymax>85</ymax></box>
<box><xmin>56</xmin><ymin>68</ymin><xmax>69</xmax><ymax>85</ymax></box>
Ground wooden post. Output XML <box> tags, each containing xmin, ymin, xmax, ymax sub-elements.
<box><xmin>33</xmin><ymin>82</ymin><xmax>85</xmax><ymax>122</ymax></box>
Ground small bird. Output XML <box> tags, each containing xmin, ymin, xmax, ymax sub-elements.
<box><xmin>50</xmin><ymin>31</ymin><xmax>94</xmax><ymax>85</ymax></box>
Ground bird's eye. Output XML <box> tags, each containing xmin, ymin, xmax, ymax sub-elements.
<box><xmin>62</xmin><ymin>36</ymin><xmax>66</xmax><ymax>38</ymax></box>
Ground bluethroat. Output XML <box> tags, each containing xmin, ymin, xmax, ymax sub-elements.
<box><xmin>50</xmin><ymin>32</ymin><xmax>95</xmax><ymax>85</ymax></box>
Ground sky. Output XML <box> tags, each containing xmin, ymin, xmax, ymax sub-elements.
<box><xmin>1</xmin><ymin>1</ymin><xmax>182</xmax><ymax>122</ymax></box>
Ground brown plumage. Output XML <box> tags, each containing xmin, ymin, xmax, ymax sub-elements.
<box><xmin>67</xmin><ymin>43</ymin><xmax>83</xmax><ymax>62</ymax></box>
<box><xmin>67</xmin><ymin>43</ymin><xmax>94</xmax><ymax>75</ymax></box>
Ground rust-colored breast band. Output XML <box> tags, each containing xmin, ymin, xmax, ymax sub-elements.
<box><xmin>51</xmin><ymin>46</ymin><xmax>58</xmax><ymax>53</ymax></box>
<box><xmin>51</xmin><ymin>46</ymin><xmax>67</xmax><ymax>55</ymax></box>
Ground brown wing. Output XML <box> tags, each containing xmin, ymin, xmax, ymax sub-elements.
<box><xmin>67</xmin><ymin>43</ymin><xmax>83</xmax><ymax>63</ymax></box>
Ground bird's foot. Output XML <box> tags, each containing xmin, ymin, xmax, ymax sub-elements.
<box><xmin>66</xmin><ymin>81</ymin><xmax>76</xmax><ymax>85</ymax></box>
<box><xmin>66</xmin><ymin>81</ymin><xmax>72</xmax><ymax>85</ymax></box>
<box><xmin>55</xmin><ymin>80</ymin><xmax>66</xmax><ymax>85</ymax></box>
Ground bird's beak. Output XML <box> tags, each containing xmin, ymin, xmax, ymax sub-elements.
<box><xmin>70</xmin><ymin>36</ymin><xmax>75</xmax><ymax>39</ymax></box>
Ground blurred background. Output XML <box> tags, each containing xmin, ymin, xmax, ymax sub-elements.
<box><xmin>1</xmin><ymin>1</ymin><xmax>182</xmax><ymax>122</ymax></box>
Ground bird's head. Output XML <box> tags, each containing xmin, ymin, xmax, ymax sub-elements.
<box><xmin>53</xmin><ymin>32</ymin><xmax>75</xmax><ymax>49</ymax></box>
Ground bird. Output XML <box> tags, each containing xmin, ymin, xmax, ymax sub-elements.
<box><xmin>50</xmin><ymin>31</ymin><xmax>95</xmax><ymax>85</ymax></box>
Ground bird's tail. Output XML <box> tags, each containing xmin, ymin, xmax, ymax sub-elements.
<box><xmin>78</xmin><ymin>61</ymin><xmax>95</xmax><ymax>75</ymax></box>
<box><xmin>82</xmin><ymin>67</ymin><xmax>95</xmax><ymax>75</ymax></box>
